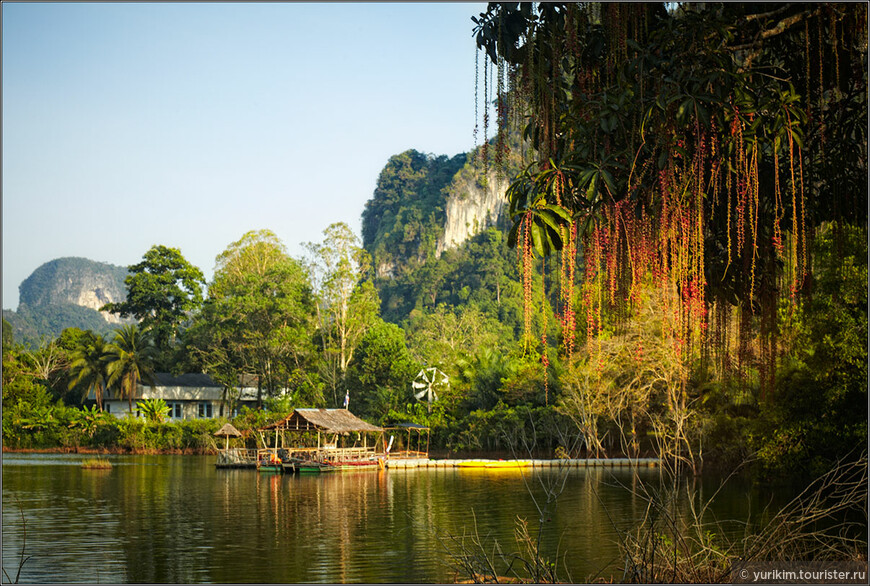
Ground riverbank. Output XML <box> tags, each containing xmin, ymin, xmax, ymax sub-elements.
<box><xmin>2</xmin><ymin>446</ymin><xmax>214</xmax><ymax>456</ymax></box>
<box><xmin>2</xmin><ymin>446</ymin><xmax>659</xmax><ymax>464</ymax></box>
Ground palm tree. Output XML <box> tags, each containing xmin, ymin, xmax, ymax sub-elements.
<box><xmin>68</xmin><ymin>332</ymin><xmax>111</xmax><ymax>411</ymax></box>
<box><xmin>106</xmin><ymin>324</ymin><xmax>158</xmax><ymax>414</ymax></box>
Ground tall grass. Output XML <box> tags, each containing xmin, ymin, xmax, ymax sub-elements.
<box><xmin>80</xmin><ymin>457</ymin><xmax>112</xmax><ymax>469</ymax></box>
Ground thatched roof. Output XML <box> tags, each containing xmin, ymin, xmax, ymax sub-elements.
<box><xmin>214</xmin><ymin>422</ymin><xmax>242</xmax><ymax>437</ymax></box>
<box><xmin>260</xmin><ymin>409</ymin><xmax>383</xmax><ymax>433</ymax></box>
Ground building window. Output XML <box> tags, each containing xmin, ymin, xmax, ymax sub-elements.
<box><xmin>105</xmin><ymin>404</ymin><xmax>111</xmax><ymax>414</ymax></box>
<box><xmin>167</xmin><ymin>403</ymin><xmax>182</xmax><ymax>419</ymax></box>
<box><xmin>198</xmin><ymin>403</ymin><xmax>213</xmax><ymax>418</ymax></box>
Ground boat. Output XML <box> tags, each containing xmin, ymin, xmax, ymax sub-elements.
<box><xmin>296</xmin><ymin>460</ymin><xmax>337</xmax><ymax>474</ymax></box>
<box><xmin>257</xmin><ymin>450</ymin><xmax>283</xmax><ymax>473</ymax></box>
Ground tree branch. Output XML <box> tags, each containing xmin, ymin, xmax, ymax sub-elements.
<box><xmin>728</xmin><ymin>7</ymin><xmax>822</xmax><ymax>53</ymax></box>
<box><xmin>741</xmin><ymin>5</ymin><xmax>793</xmax><ymax>24</ymax></box>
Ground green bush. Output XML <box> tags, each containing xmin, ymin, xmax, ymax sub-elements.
<box><xmin>117</xmin><ymin>417</ymin><xmax>147</xmax><ymax>451</ymax></box>
<box><xmin>443</xmin><ymin>404</ymin><xmax>574</xmax><ymax>455</ymax></box>
<box><xmin>178</xmin><ymin>418</ymin><xmax>220</xmax><ymax>450</ymax></box>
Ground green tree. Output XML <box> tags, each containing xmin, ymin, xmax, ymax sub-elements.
<box><xmin>102</xmin><ymin>245</ymin><xmax>205</xmax><ymax>366</ymax></box>
<box><xmin>67</xmin><ymin>332</ymin><xmax>111</xmax><ymax>411</ymax></box>
<box><xmin>756</xmin><ymin>224</ymin><xmax>868</xmax><ymax>478</ymax></box>
<box><xmin>304</xmin><ymin>222</ymin><xmax>381</xmax><ymax>405</ymax></box>
<box><xmin>182</xmin><ymin>310</ymin><xmax>247</xmax><ymax>416</ymax></box>
<box><xmin>186</xmin><ymin>229</ymin><xmax>292</xmax><ymax>410</ymax></box>
<box><xmin>57</xmin><ymin>327</ymin><xmax>91</xmax><ymax>352</ymax></box>
<box><xmin>106</xmin><ymin>324</ymin><xmax>158</xmax><ymax>414</ymax></box>
<box><xmin>2</xmin><ymin>317</ymin><xmax>13</xmax><ymax>354</ymax></box>
<box><xmin>207</xmin><ymin>233</ymin><xmax>320</xmax><ymax>405</ymax></box>
<box><xmin>2</xmin><ymin>344</ymin><xmax>39</xmax><ymax>408</ymax></box>
<box><xmin>346</xmin><ymin>318</ymin><xmax>419</xmax><ymax>420</ymax></box>
<box><xmin>213</xmin><ymin>229</ymin><xmax>288</xmax><ymax>286</ymax></box>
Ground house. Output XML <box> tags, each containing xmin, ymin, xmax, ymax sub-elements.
<box><xmin>101</xmin><ymin>372</ymin><xmax>260</xmax><ymax>419</ymax></box>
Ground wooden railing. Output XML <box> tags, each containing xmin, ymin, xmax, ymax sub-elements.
<box><xmin>215</xmin><ymin>448</ymin><xmax>258</xmax><ymax>467</ymax></box>
<box><xmin>317</xmin><ymin>447</ymin><xmax>377</xmax><ymax>463</ymax></box>
<box><xmin>218</xmin><ymin>446</ymin><xmax>396</xmax><ymax>468</ymax></box>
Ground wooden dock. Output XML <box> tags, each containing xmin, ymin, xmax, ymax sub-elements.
<box><xmin>214</xmin><ymin>410</ymin><xmax>660</xmax><ymax>472</ymax></box>
<box><xmin>216</xmin><ymin>451</ymin><xmax>659</xmax><ymax>471</ymax></box>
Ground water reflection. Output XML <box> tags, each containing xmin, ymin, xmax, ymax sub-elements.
<box><xmin>3</xmin><ymin>454</ymin><xmax>773</xmax><ymax>583</ymax></box>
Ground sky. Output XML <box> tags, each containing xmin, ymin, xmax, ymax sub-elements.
<box><xmin>2</xmin><ymin>1</ymin><xmax>489</xmax><ymax>310</ymax></box>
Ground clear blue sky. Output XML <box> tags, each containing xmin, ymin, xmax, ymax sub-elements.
<box><xmin>2</xmin><ymin>1</ymin><xmax>488</xmax><ymax>310</ymax></box>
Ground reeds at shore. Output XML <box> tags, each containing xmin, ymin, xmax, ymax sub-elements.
<box><xmin>80</xmin><ymin>458</ymin><xmax>112</xmax><ymax>470</ymax></box>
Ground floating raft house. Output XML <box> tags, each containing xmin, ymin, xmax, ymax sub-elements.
<box><xmin>215</xmin><ymin>408</ymin><xmax>659</xmax><ymax>471</ymax></box>
<box><xmin>255</xmin><ymin>408</ymin><xmax>385</xmax><ymax>472</ymax></box>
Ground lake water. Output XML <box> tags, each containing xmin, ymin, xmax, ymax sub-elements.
<box><xmin>2</xmin><ymin>453</ymin><xmax>772</xmax><ymax>583</ymax></box>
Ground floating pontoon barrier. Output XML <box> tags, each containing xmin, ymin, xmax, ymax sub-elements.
<box><xmin>383</xmin><ymin>458</ymin><xmax>659</xmax><ymax>469</ymax></box>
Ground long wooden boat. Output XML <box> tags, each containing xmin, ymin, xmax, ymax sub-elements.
<box><xmin>296</xmin><ymin>460</ymin><xmax>337</xmax><ymax>474</ymax></box>
<box><xmin>327</xmin><ymin>460</ymin><xmax>381</xmax><ymax>471</ymax></box>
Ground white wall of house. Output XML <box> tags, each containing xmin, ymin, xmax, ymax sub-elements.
<box><xmin>97</xmin><ymin>374</ymin><xmax>261</xmax><ymax>420</ymax></box>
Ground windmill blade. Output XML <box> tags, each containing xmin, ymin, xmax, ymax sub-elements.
<box><xmin>413</xmin><ymin>367</ymin><xmax>446</xmax><ymax>408</ymax></box>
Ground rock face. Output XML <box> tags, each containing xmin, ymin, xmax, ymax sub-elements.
<box><xmin>18</xmin><ymin>257</ymin><xmax>129</xmax><ymax>323</ymax></box>
<box><xmin>362</xmin><ymin>150</ymin><xmax>510</xmax><ymax>281</ymax></box>
<box><xmin>437</xmin><ymin>168</ymin><xmax>508</xmax><ymax>256</ymax></box>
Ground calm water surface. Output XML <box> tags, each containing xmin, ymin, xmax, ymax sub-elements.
<box><xmin>2</xmin><ymin>454</ymin><xmax>771</xmax><ymax>583</ymax></box>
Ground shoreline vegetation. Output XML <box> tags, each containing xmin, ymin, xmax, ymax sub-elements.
<box><xmin>3</xmin><ymin>446</ymin><xmax>214</xmax><ymax>456</ymax></box>
<box><xmin>0</xmin><ymin>445</ymin><xmax>657</xmax><ymax>460</ymax></box>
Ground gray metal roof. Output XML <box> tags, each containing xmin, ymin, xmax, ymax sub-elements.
<box><xmin>153</xmin><ymin>372</ymin><xmax>219</xmax><ymax>387</ymax></box>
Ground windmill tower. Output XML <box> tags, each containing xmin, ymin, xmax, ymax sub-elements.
<box><xmin>412</xmin><ymin>367</ymin><xmax>449</xmax><ymax>412</ymax></box>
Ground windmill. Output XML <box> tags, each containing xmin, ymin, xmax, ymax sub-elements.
<box><xmin>412</xmin><ymin>367</ymin><xmax>448</xmax><ymax>412</ymax></box>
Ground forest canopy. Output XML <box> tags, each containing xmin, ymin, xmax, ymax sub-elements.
<box><xmin>472</xmin><ymin>2</ymin><xmax>867</xmax><ymax>392</ymax></box>
<box><xmin>2</xmin><ymin>2</ymin><xmax>865</xmax><ymax>483</ymax></box>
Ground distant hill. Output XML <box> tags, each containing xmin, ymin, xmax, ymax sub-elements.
<box><xmin>3</xmin><ymin>257</ymin><xmax>131</xmax><ymax>347</ymax></box>
<box><xmin>362</xmin><ymin>147</ymin><xmax>527</xmax><ymax>330</ymax></box>
<box><xmin>361</xmin><ymin>148</ymin><xmax>511</xmax><ymax>280</ymax></box>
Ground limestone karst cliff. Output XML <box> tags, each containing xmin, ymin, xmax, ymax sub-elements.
<box><xmin>436</xmin><ymin>167</ymin><xmax>508</xmax><ymax>256</ymax></box>
<box><xmin>18</xmin><ymin>257</ymin><xmax>128</xmax><ymax>323</ymax></box>
<box><xmin>3</xmin><ymin>257</ymin><xmax>130</xmax><ymax>346</ymax></box>
<box><xmin>362</xmin><ymin>150</ymin><xmax>509</xmax><ymax>280</ymax></box>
